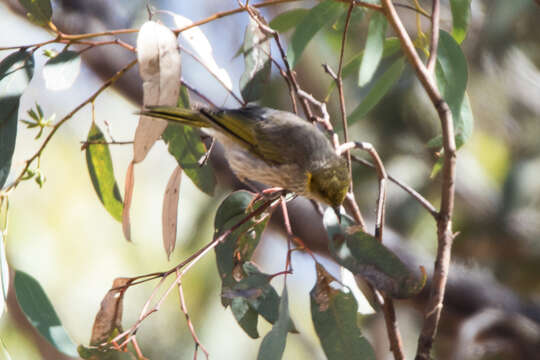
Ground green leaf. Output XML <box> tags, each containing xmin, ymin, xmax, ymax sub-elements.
<box><xmin>434</xmin><ymin>30</ymin><xmax>471</xmax><ymax>147</ymax></box>
<box><xmin>18</xmin><ymin>0</ymin><xmax>52</xmax><ymax>26</ymax></box>
<box><xmin>14</xmin><ymin>271</ymin><xmax>78</xmax><ymax>356</ymax></box>
<box><xmin>162</xmin><ymin>86</ymin><xmax>216</xmax><ymax>196</ymax></box>
<box><xmin>287</xmin><ymin>1</ymin><xmax>345</xmax><ymax>68</ymax></box>
<box><xmin>311</xmin><ymin>263</ymin><xmax>375</xmax><ymax>360</ymax></box>
<box><xmin>348</xmin><ymin>57</ymin><xmax>405</xmax><ymax>124</ymax></box>
<box><xmin>323</xmin><ymin>209</ymin><xmax>424</xmax><ymax>298</ymax></box>
<box><xmin>0</xmin><ymin>50</ymin><xmax>34</xmax><ymax>188</ymax></box>
<box><xmin>43</xmin><ymin>51</ymin><xmax>81</xmax><ymax>91</ymax></box>
<box><xmin>450</xmin><ymin>0</ymin><xmax>471</xmax><ymax>44</ymax></box>
<box><xmin>257</xmin><ymin>285</ymin><xmax>290</xmax><ymax>360</ymax></box>
<box><xmin>0</xmin><ymin>338</ymin><xmax>11</xmax><ymax>360</ymax></box>
<box><xmin>214</xmin><ymin>191</ymin><xmax>268</xmax><ymax>283</ymax></box>
<box><xmin>358</xmin><ymin>12</ymin><xmax>387</xmax><ymax>86</ymax></box>
<box><xmin>85</xmin><ymin>122</ymin><xmax>124</xmax><ymax>222</ymax></box>
<box><xmin>269</xmin><ymin>8</ymin><xmax>309</xmax><ymax>33</ymax></box>
<box><xmin>240</xmin><ymin>17</ymin><xmax>272</xmax><ymax>103</ymax></box>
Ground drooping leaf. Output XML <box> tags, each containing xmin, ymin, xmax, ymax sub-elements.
<box><xmin>121</xmin><ymin>161</ymin><xmax>134</xmax><ymax>241</ymax></box>
<box><xmin>162</xmin><ymin>166</ymin><xmax>182</xmax><ymax>259</ymax></box>
<box><xmin>0</xmin><ymin>338</ymin><xmax>11</xmax><ymax>360</ymax></box>
<box><xmin>323</xmin><ymin>209</ymin><xmax>424</xmax><ymax>298</ymax></box>
<box><xmin>269</xmin><ymin>8</ymin><xmax>309</xmax><ymax>33</ymax></box>
<box><xmin>134</xmin><ymin>20</ymin><xmax>181</xmax><ymax>163</ymax></box>
<box><xmin>90</xmin><ymin>278</ymin><xmax>132</xmax><ymax>346</ymax></box>
<box><xmin>287</xmin><ymin>1</ymin><xmax>345</xmax><ymax>68</ymax></box>
<box><xmin>18</xmin><ymin>0</ymin><xmax>52</xmax><ymax>26</ymax></box>
<box><xmin>431</xmin><ymin>30</ymin><xmax>472</xmax><ymax>148</ymax></box>
<box><xmin>85</xmin><ymin>122</ymin><xmax>124</xmax><ymax>222</ymax></box>
<box><xmin>14</xmin><ymin>271</ymin><xmax>78</xmax><ymax>356</ymax></box>
<box><xmin>240</xmin><ymin>15</ymin><xmax>271</xmax><ymax>103</ymax></box>
<box><xmin>450</xmin><ymin>0</ymin><xmax>472</xmax><ymax>44</ymax></box>
<box><xmin>0</xmin><ymin>232</ymin><xmax>9</xmax><ymax>316</ymax></box>
<box><xmin>358</xmin><ymin>12</ymin><xmax>387</xmax><ymax>86</ymax></box>
<box><xmin>162</xmin><ymin>86</ymin><xmax>216</xmax><ymax>196</ymax></box>
<box><xmin>0</xmin><ymin>50</ymin><xmax>34</xmax><ymax>188</ymax></box>
<box><xmin>348</xmin><ymin>57</ymin><xmax>405</xmax><ymax>124</ymax></box>
<box><xmin>43</xmin><ymin>51</ymin><xmax>81</xmax><ymax>91</ymax></box>
<box><xmin>231</xmin><ymin>296</ymin><xmax>260</xmax><ymax>339</ymax></box>
<box><xmin>311</xmin><ymin>263</ymin><xmax>376</xmax><ymax>360</ymax></box>
<box><xmin>257</xmin><ymin>285</ymin><xmax>290</xmax><ymax>360</ymax></box>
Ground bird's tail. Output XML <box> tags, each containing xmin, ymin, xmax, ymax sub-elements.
<box><xmin>139</xmin><ymin>106</ymin><xmax>209</xmax><ymax>128</ymax></box>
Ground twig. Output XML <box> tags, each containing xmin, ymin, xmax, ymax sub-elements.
<box><xmin>426</xmin><ymin>0</ymin><xmax>440</xmax><ymax>74</ymax></box>
<box><xmin>2</xmin><ymin>59</ymin><xmax>137</xmax><ymax>195</ymax></box>
<box><xmin>181</xmin><ymin>78</ymin><xmax>219</xmax><ymax>108</ymax></box>
<box><xmin>351</xmin><ymin>155</ymin><xmax>438</xmax><ymax>218</ymax></box>
<box><xmin>176</xmin><ymin>271</ymin><xmax>209</xmax><ymax>360</ymax></box>
<box><xmin>379</xmin><ymin>1</ymin><xmax>456</xmax><ymax>359</ymax></box>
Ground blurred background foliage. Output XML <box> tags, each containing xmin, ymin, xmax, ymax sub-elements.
<box><xmin>1</xmin><ymin>0</ymin><xmax>540</xmax><ymax>359</ymax></box>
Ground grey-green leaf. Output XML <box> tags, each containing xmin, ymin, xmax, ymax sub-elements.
<box><xmin>18</xmin><ymin>0</ymin><xmax>52</xmax><ymax>26</ymax></box>
<box><xmin>434</xmin><ymin>30</ymin><xmax>471</xmax><ymax>147</ymax></box>
<box><xmin>311</xmin><ymin>263</ymin><xmax>375</xmax><ymax>360</ymax></box>
<box><xmin>257</xmin><ymin>286</ymin><xmax>290</xmax><ymax>360</ymax></box>
<box><xmin>287</xmin><ymin>1</ymin><xmax>345</xmax><ymax>68</ymax></box>
<box><xmin>348</xmin><ymin>56</ymin><xmax>405</xmax><ymax>124</ymax></box>
<box><xmin>43</xmin><ymin>51</ymin><xmax>81</xmax><ymax>91</ymax></box>
<box><xmin>240</xmin><ymin>17</ymin><xmax>271</xmax><ymax>103</ymax></box>
<box><xmin>85</xmin><ymin>122</ymin><xmax>124</xmax><ymax>222</ymax></box>
<box><xmin>358</xmin><ymin>12</ymin><xmax>387</xmax><ymax>86</ymax></box>
<box><xmin>323</xmin><ymin>209</ymin><xmax>424</xmax><ymax>298</ymax></box>
<box><xmin>0</xmin><ymin>50</ymin><xmax>34</xmax><ymax>188</ymax></box>
<box><xmin>450</xmin><ymin>0</ymin><xmax>472</xmax><ymax>44</ymax></box>
<box><xmin>269</xmin><ymin>9</ymin><xmax>309</xmax><ymax>33</ymax></box>
<box><xmin>14</xmin><ymin>271</ymin><xmax>78</xmax><ymax>356</ymax></box>
<box><xmin>231</xmin><ymin>297</ymin><xmax>259</xmax><ymax>338</ymax></box>
<box><xmin>162</xmin><ymin>86</ymin><xmax>216</xmax><ymax>196</ymax></box>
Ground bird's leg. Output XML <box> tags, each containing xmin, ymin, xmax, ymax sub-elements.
<box><xmin>197</xmin><ymin>137</ymin><xmax>216</xmax><ymax>167</ymax></box>
<box><xmin>247</xmin><ymin>187</ymin><xmax>286</xmax><ymax>212</ymax></box>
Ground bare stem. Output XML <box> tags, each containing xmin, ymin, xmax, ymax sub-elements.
<box><xmin>379</xmin><ymin>1</ymin><xmax>456</xmax><ymax>359</ymax></box>
<box><xmin>426</xmin><ymin>0</ymin><xmax>440</xmax><ymax>74</ymax></box>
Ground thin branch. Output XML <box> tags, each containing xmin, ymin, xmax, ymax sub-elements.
<box><xmin>379</xmin><ymin>1</ymin><xmax>456</xmax><ymax>359</ymax></box>
<box><xmin>2</xmin><ymin>59</ymin><xmax>137</xmax><ymax>195</ymax></box>
<box><xmin>351</xmin><ymin>155</ymin><xmax>438</xmax><ymax>218</ymax></box>
<box><xmin>426</xmin><ymin>0</ymin><xmax>440</xmax><ymax>74</ymax></box>
<box><xmin>181</xmin><ymin>78</ymin><xmax>219</xmax><ymax>108</ymax></box>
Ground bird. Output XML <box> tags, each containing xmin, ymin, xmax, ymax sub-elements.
<box><xmin>140</xmin><ymin>105</ymin><xmax>350</xmax><ymax>212</ymax></box>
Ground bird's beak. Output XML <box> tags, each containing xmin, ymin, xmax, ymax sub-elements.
<box><xmin>333</xmin><ymin>206</ymin><xmax>342</xmax><ymax>224</ymax></box>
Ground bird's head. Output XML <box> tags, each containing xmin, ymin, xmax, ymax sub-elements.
<box><xmin>308</xmin><ymin>157</ymin><xmax>350</xmax><ymax>209</ymax></box>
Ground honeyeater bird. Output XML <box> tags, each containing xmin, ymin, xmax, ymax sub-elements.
<box><xmin>141</xmin><ymin>106</ymin><xmax>350</xmax><ymax>211</ymax></box>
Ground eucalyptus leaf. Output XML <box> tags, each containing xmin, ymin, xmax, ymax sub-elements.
<box><xmin>0</xmin><ymin>50</ymin><xmax>34</xmax><ymax>188</ymax></box>
<box><xmin>450</xmin><ymin>0</ymin><xmax>472</xmax><ymax>44</ymax></box>
<box><xmin>358</xmin><ymin>12</ymin><xmax>387</xmax><ymax>86</ymax></box>
<box><xmin>85</xmin><ymin>122</ymin><xmax>124</xmax><ymax>222</ymax></box>
<box><xmin>311</xmin><ymin>263</ymin><xmax>375</xmax><ymax>360</ymax></box>
<box><xmin>14</xmin><ymin>271</ymin><xmax>78</xmax><ymax>356</ymax></box>
<box><xmin>269</xmin><ymin>8</ymin><xmax>309</xmax><ymax>33</ymax></box>
<box><xmin>18</xmin><ymin>0</ymin><xmax>52</xmax><ymax>26</ymax></box>
<box><xmin>43</xmin><ymin>51</ymin><xmax>81</xmax><ymax>91</ymax></box>
<box><xmin>257</xmin><ymin>286</ymin><xmax>290</xmax><ymax>360</ymax></box>
<box><xmin>323</xmin><ymin>209</ymin><xmax>424</xmax><ymax>298</ymax></box>
<box><xmin>287</xmin><ymin>1</ymin><xmax>345</xmax><ymax>68</ymax></box>
<box><xmin>240</xmin><ymin>17</ymin><xmax>271</xmax><ymax>103</ymax></box>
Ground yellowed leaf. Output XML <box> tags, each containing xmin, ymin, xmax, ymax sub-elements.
<box><xmin>162</xmin><ymin>165</ymin><xmax>182</xmax><ymax>259</ymax></box>
<box><xmin>122</xmin><ymin>161</ymin><xmax>134</xmax><ymax>242</ymax></box>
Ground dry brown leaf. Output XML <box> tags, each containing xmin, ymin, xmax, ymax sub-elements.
<box><xmin>90</xmin><ymin>277</ymin><xmax>132</xmax><ymax>346</ymax></box>
<box><xmin>122</xmin><ymin>161</ymin><xmax>135</xmax><ymax>241</ymax></box>
<box><xmin>162</xmin><ymin>165</ymin><xmax>182</xmax><ymax>259</ymax></box>
<box><xmin>134</xmin><ymin>21</ymin><xmax>182</xmax><ymax>163</ymax></box>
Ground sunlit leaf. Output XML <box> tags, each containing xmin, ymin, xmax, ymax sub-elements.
<box><xmin>43</xmin><ymin>51</ymin><xmax>81</xmax><ymax>91</ymax></box>
<box><xmin>0</xmin><ymin>50</ymin><xmax>34</xmax><ymax>188</ymax></box>
<box><xmin>121</xmin><ymin>161</ymin><xmax>134</xmax><ymax>241</ymax></box>
<box><xmin>14</xmin><ymin>271</ymin><xmax>78</xmax><ymax>356</ymax></box>
<box><xmin>162</xmin><ymin>86</ymin><xmax>216</xmax><ymax>196</ymax></box>
<box><xmin>323</xmin><ymin>209</ymin><xmax>424</xmax><ymax>298</ymax></box>
<box><xmin>450</xmin><ymin>0</ymin><xmax>472</xmax><ymax>44</ymax></box>
<box><xmin>162</xmin><ymin>166</ymin><xmax>182</xmax><ymax>259</ymax></box>
<box><xmin>85</xmin><ymin>122</ymin><xmax>123</xmax><ymax>222</ymax></box>
<box><xmin>240</xmin><ymin>16</ymin><xmax>271</xmax><ymax>103</ymax></box>
<box><xmin>0</xmin><ymin>232</ymin><xmax>9</xmax><ymax>316</ymax></box>
<box><xmin>358</xmin><ymin>12</ymin><xmax>387</xmax><ymax>86</ymax></box>
<box><xmin>311</xmin><ymin>263</ymin><xmax>375</xmax><ymax>360</ymax></box>
<box><xmin>348</xmin><ymin>57</ymin><xmax>405</xmax><ymax>124</ymax></box>
<box><xmin>257</xmin><ymin>285</ymin><xmax>290</xmax><ymax>360</ymax></box>
<box><xmin>135</xmin><ymin>20</ymin><xmax>181</xmax><ymax>163</ymax></box>
<box><xmin>0</xmin><ymin>338</ymin><xmax>11</xmax><ymax>360</ymax></box>
<box><xmin>287</xmin><ymin>1</ymin><xmax>345</xmax><ymax>68</ymax></box>
<box><xmin>18</xmin><ymin>0</ymin><xmax>52</xmax><ymax>26</ymax></box>
<box><xmin>269</xmin><ymin>8</ymin><xmax>309</xmax><ymax>33</ymax></box>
